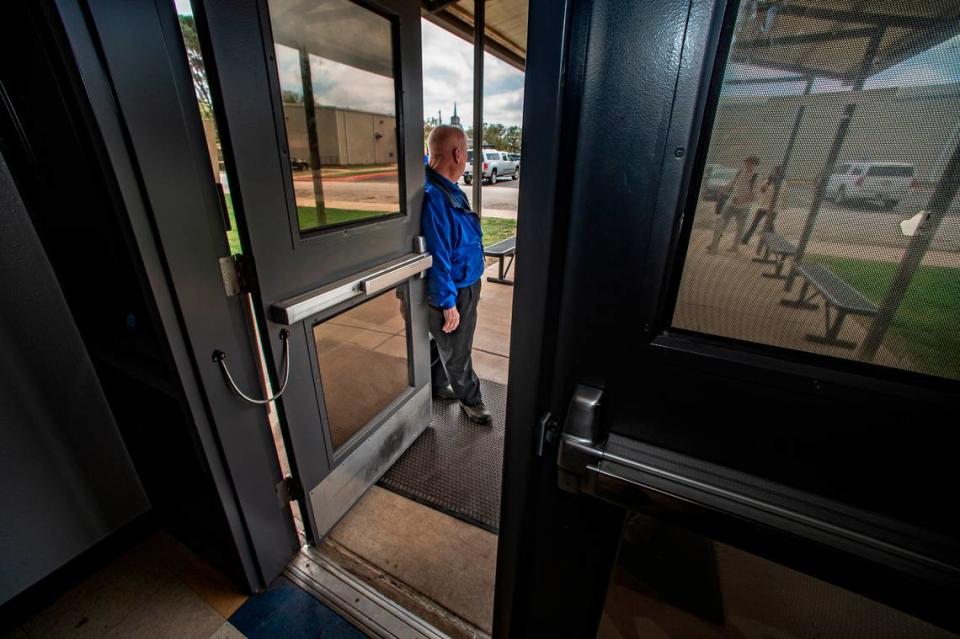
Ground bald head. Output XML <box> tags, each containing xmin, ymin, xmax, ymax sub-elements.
<box><xmin>428</xmin><ymin>125</ymin><xmax>468</xmax><ymax>182</ymax></box>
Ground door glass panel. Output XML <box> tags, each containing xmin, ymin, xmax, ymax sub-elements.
<box><xmin>597</xmin><ymin>511</ymin><xmax>958</xmax><ymax>639</ymax></box>
<box><xmin>672</xmin><ymin>1</ymin><xmax>960</xmax><ymax>380</ymax></box>
<box><xmin>267</xmin><ymin>0</ymin><xmax>401</xmax><ymax>233</ymax></box>
<box><xmin>313</xmin><ymin>289</ymin><xmax>410</xmax><ymax>450</ymax></box>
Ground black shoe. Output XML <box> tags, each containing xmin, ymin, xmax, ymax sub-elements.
<box><xmin>432</xmin><ymin>385</ymin><xmax>458</xmax><ymax>400</ymax></box>
<box><xmin>460</xmin><ymin>401</ymin><xmax>493</xmax><ymax>424</ymax></box>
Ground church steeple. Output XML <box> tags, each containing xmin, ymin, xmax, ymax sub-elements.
<box><xmin>450</xmin><ymin>102</ymin><xmax>462</xmax><ymax>129</ymax></box>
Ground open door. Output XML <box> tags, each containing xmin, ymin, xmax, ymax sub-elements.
<box><xmin>195</xmin><ymin>0</ymin><xmax>431</xmax><ymax>541</ymax></box>
<box><xmin>498</xmin><ymin>0</ymin><xmax>960</xmax><ymax>636</ymax></box>
<box><xmin>48</xmin><ymin>0</ymin><xmax>432</xmax><ymax>590</ymax></box>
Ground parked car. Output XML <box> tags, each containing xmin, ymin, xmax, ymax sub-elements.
<box><xmin>700</xmin><ymin>163</ymin><xmax>739</xmax><ymax>202</ymax></box>
<box><xmin>290</xmin><ymin>156</ymin><xmax>310</xmax><ymax>171</ymax></box>
<box><xmin>464</xmin><ymin>149</ymin><xmax>519</xmax><ymax>185</ymax></box>
<box><xmin>825</xmin><ymin>161</ymin><xmax>917</xmax><ymax>209</ymax></box>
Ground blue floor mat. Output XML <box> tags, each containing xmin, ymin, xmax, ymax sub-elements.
<box><xmin>229</xmin><ymin>577</ymin><xmax>366</xmax><ymax>639</ymax></box>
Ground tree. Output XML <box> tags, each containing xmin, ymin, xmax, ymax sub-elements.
<box><xmin>178</xmin><ymin>15</ymin><xmax>214</xmax><ymax>119</ymax></box>
<box><xmin>486</xmin><ymin>123</ymin><xmax>507</xmax><ymax>150</ymax></box>
<box><xmin>502</xmin><ymin>126</ymin><xmax>522</xmax><ymax>154</ymax></box>
<box><xmin>281</xmin><ymin>90</ymin><xmax>304</xmax><ymax>105</ymax></box>
<box><xmin>465</xmin><ymin>122</ymin><xmax>522</xmax><ymax>153</ymax></box>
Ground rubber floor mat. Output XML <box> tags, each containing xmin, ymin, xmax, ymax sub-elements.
<box><xmin>377</xmin><ymin>379</ymin><xmax>506</xmax><ymax>533</ymax></box>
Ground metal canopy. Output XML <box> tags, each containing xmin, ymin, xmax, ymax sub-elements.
<box><xmin>423</xmin><ymin>0</ymin><xmax>527</xmax><ymax>70</ymax></box>
<box><xmin>729</xmin><ymin>1</ymin><xmax>960</xmax><ymax>84</ymax></box>
<box><xmin>270</xmin><ymin>0</ymin><xmax>394</xmax><ymax>77</ymax></box>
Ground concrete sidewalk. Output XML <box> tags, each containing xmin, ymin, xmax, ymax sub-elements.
<box><xmin>472</xmin><ymin>260</ymin><xmax>514</xmax><ymax>384</ymax></box>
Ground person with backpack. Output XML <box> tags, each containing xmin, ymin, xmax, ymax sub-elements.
<box><xmin>706</xmin><ymin>155</ymin><xmax>760</xmax><ymax>255</ymax></box>
<box><xmin>741</xmin><ymin>165</ymin><xmax>784</xmax><ymax>247</ymax></box>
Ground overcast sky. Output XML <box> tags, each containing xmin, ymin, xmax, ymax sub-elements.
<box><xmin>177</xmin><ymin>1</ymin><xmax>958</xmax><ymax>116</ymax></box>
<box><xmin>420</xmin><ymin>19</ymin><xmax>525</xmax><ymax>127</ymax></box>
<box><xmin>174</xmin><ymin>0</ymin><xmax>524</xmax><ymax>126</ymax></box>
<box><xmin>274</xmin><ymin>44</ymin><xmax>398</xmax><ymax>115</ymax></box>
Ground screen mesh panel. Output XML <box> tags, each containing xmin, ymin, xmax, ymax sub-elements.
<box><xmin>672</xmin><ymin>1</ymin><xmax>960</xmax><ymax>380</ymax></box>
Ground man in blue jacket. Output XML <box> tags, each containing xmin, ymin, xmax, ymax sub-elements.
<box><xmin>422</xmin><ymin>125</ymin><xmax>491</xmax><ymax>424</ymax></box>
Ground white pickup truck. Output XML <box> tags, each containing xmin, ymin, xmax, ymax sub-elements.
<box><xmin>825</xmin><ymin>161</ymin><xmax>917</xmax><ymax>209</ymax></box>
<box><xmin>464</xmin><ymin>149</ymin><xmax>519</xmax><ymax>185</ymax></box>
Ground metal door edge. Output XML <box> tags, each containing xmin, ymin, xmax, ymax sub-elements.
<box><xmin>308</xmin><ymin>384</ymin><xmax>431</xmax><ymax>536</ymax></box>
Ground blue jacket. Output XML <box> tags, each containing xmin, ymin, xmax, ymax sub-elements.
<box><xmin>422</xmin><ymin>167</ymin><xmax>485</xmax><ymax>309</ymax></box>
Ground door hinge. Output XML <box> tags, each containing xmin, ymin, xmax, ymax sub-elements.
<box><xmin>219</xmin><ymin>254</ymin><xmax>250</xmax><ymax>296</ymax></box>
<box><xmin>276</xmin><ymin>474</ymin><xmax>302</xmax><ymax>506</ymax></box>
<box><xmin>535</xmin><ymin>411</ymin><xmax>559</xmax><ymax>457</ymax></box>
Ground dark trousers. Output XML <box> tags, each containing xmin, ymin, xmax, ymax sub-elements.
<box><xmin>429</xmin><ymin>280</ymin><xmax>482</xmax><ymax>406</ymax></box>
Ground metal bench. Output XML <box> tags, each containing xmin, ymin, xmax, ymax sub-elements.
<box><xmin>484</xmin><ymin>236</ymin><xmax>516</xmax><ymax>285</ymax></box>
<box><xmin>753</xmin><ymin>231</ymin><xmax>796</xmax><ymax>280</ymax></box>
<box><xmin>780</xmin><ymin>262</ymin><xmax>879</xmax><ymax>348</ymax></box>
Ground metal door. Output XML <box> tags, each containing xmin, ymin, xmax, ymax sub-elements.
<box><xmin>496</xmin><ymin>0</ymin><xmax>960</xmax><ymax>636</ymax></box>
<box><xmin>195</xmin><ymin>0</ymin><xmax>432</xmax><ymax>541</ymax></box>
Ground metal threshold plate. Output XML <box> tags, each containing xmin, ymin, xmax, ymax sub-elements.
<box><xmin>286</xmin><ymin>546</ymin><xmax>450</xmax><ymax>639</ymax></box>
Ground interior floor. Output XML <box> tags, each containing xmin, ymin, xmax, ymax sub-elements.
<box><xmin>1</xmin><ymin>531</ymin><xmax>362</xmax><ymax>639</ymax></box>
<box><xmin>328</xmin><ymin>487</ymin><xmax>496</xmax><ymax>635</ymax></box>
<box><xmin>298</xmin><ymin>260</ymin><xmax>514</xmax><ymax>637</ymax></box>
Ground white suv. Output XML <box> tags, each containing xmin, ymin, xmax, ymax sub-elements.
<box><xmin>826</xmin><ymin>162</ymin><xmax>917</xmax><ymax>209</ymax></box>
<box><xmin>464</xmin><ymin>149</ymin><xmax>519</xmax><ymax>185</ymax></box>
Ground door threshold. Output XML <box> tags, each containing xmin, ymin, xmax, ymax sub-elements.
<box><xmin>286</xmin><ymin>543</ymin><xmax>488</xmax><ymax>639</ymax></box>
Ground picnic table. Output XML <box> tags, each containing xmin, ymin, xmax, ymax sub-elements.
<box><xmin>753</xmin><ymin>231</ymin><xmax>796</xmax><ymax>280</ymax></box>
<box><xmin>780</xmin><ymin>262</ymin><xmax>879</xmax><ymax>348</ymax></box>
<box><xmin>484</xmin><ymin>236</ymin><xmax>516</xmax><ymax>285</ymax></box>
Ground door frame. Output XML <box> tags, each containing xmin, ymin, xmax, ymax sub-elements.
<box><xmin>54</xmin><ymin>0</ymin><xmax>301</xmax><ymax>590</ymax></box>
<box><xmin>494</xmin><ymin>0</ymin><xmax>626</xmax><ymax>635</ymax></box>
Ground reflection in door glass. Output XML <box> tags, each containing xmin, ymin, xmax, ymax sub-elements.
<box><xmin>672</xmin><ymin>1</ymin><xmax>960</xmax><ymax>380</ymax></box>
<box><xmin>267</xmin><ymin>0</ymin><xmax>402</xmax><ymax>233</ymax></box>
<box><xmin>313</xmin><ymin>289</ymin><xmax>411</xmax><ymax>451</ymax></box>
<box><xmin>597</xmin><ymin>511</ymin><xmax>957</xmax><ymax>638</ymax></box>
<box><xmin>174</xmin><ymin>3</ymin><xmax>242</xmax><ymax>255</ymax></box>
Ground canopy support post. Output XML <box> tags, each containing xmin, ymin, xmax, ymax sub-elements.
<box><xmin>769</xmin><ymin>77</ymin><xmax>813</xmax><ymax>212</ymax></box>
<box><xmin>784</xmin><ymin>103</ymin><xmax>856</xmax><ymax>290</ymax></box>
<box><xmin>785</xmin><ymin>31</ymin><xmax>883</xmax><ymax>290</ymax></box>
<box><xmin>472</xmin><ymin>0</ymin><xmax>485</xmax><ymax>216</ymax></box>
<box><xmin>299</xmin><ymin>48</ymin><xmax>327</xmax><ymax>226</ymax></box>
<box><xmin>858</xmin><ymin>139</ymin><xmax>960</xmax><ymax>362</ymax></box>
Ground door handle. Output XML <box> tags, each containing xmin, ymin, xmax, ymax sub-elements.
<box><xmin>554</xmin><ymin>386</ymin><xmax>960</xmax><ymax>588</ymax></box>
<box><xmin>556</xmin><ymin>383</ymin><xmax>605</xmax><ymax>493</ymax></box>
<box><xmin>361</xmin><ymin>253</ymin><xmax>433</xmax><ymax>295</ymax></box>
<box><xmin>271</xmin><ymin>252</ymin><xmax>432</xmax><ymax>325</ymax></box>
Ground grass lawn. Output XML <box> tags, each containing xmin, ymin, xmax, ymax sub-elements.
<box><xmin>300</xmin><ymin>206</ymin><xmax>517</xmax><ymax>245</ymax></box>
<box><xmin>224</xmin><ymin>197</ymin><xmax>392</xmax><ymax>252</ymax></box>
<box><xmin>224</xmin><ymin>193</ymin><xmax>242</xmax><ymax>255</ymax></box>
<box><xmin>297</xmin><ymin>206</ymin><xmax>392</xmax><ymax>230</ymax></box>
<box><xmin>225</xmin><ymin>195</ymin><xmax>518</xmax><ymax>264</ymax></box>
<box><xmin>806</xmin><ymin>254</ymin><xmax>960</xmax><ymax>380</ymax></box>
<box><xmin>481</xmin><ymin>217</ymin><xmax>517</xmax><ymax>246</ymax></box>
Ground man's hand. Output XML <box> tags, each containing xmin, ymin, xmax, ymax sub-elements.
<box><xmin>442</xmin><ymin>306</ymin><xmax>460</xmax><ymax>333</ymax></box>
